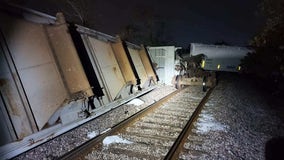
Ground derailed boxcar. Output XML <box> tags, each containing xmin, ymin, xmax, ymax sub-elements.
<box><xmin>0</xmin><ymin>4</ymin><xmax>158</xmax><ymax>156</ymax></box>
<box><xmin>190</xmin><ymin>43</ymin><xmax>251</xmax><ymax>72</ymax></box>
<box><xmin>147</xmin><ymin>46</ymin><xmax>178</xmax><ymax>85</ymax></box>
<box><xmin>73</xmin><ymin>25</ymin><xmax>158</xmax><ymax>103</ymax></box>
<box><xmin>0</xmin><ymin>9</ymin><xmax>94</xmax><ymax>144</ymax></box>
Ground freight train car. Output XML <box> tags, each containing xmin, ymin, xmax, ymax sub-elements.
<box><xmin>189</xmin><ymin>43</ymin><xmax>251</xmax><ymax>72</ymax></box>
<box><xmin>0</xmin><ymin>7</ymin><xmax>96</xmax><ymax>144</ymax></box>
<box><xmin>147</xmin><ymin>46</ymin><xmax>180</xmax><ymax>85</ymax></box>
<box><xmin>0</xmin><ymin>4</ymin><xmax>158</xmax><ymax>157</ymax></box>
<box><xmin>71</xmin><ymin>25</ymin><xmax>158</xmax><ymax>103</ymax></box>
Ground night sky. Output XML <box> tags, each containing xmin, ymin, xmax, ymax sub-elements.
<box><xmin>11</xmin><ymin>0</ymin><xmax>264</xmax><ymax>47</ymax></box>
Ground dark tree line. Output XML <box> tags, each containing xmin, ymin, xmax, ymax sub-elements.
<box><xmin>241</xmin><ymin>0</ymin><xmax>284</xmax><ymax>92</ymax></box>
<box><xmin>119</xmin><ymin>6</ymin><xmax>173</xmax><ymax>46</ymax></box>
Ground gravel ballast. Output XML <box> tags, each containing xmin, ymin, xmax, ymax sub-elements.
<box><xmin>14</xmin><ymin>73</ymin><xmax>284</xmax><ymax>159</ymax></box>
<box><xmin>14</xmin><ymin>86</ymin><xmax>176</xmax><ymax>160</ymax></box>
<box><xmin>180</xmin><ymin>73</ymin><xmax>284</xmax><ymax>160</ymax></box>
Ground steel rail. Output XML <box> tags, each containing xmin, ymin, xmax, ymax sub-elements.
<box><xmin>59</xmin><ymin>87</ymin><xmax>186</xmax><ymax>160</ymax></box>
<box><xmin>164</xmin><ymin>87</ymin><xmax>214</xmax><ymax>160</ymax></box>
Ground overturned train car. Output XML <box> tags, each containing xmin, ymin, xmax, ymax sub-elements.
<box><xmin>189</xmin><ymin>43</ymin><xmax>251</xmax><ymax>72</ymax></box>
<box><xmin>0</xmin><ymin>5</ymin><xmax>158</xmax><ymax>152</ymax></box>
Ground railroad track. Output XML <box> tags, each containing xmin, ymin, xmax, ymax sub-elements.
<box><xmin>60</xmin><ymin>86</ymin><xmax>213</xmax><ymax>160</ymax></box>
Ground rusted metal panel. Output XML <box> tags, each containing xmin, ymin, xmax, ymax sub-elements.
<box><xmin>111</xmin><ymin>39</ymin><xmax>136</xmax><ymax>85</ymax></box>
<box><xmin>127</xmin><ymin>47</ymin><xmax>148</xmax><ymax>87</ymax></box>
<box><xmin>148</xmin><ymin>47</ymin><xmax>166</xmax><ymax>84</ymax></box>
<box><xmin>87</xmin><ymin>37</ymin><xmax>125</xmax><ymax>100</ymax></box>
<box><xmin>46</xmin><ymin>14</ymin><xmax>93</xmax><ymax>98</ymax></box>
<box><xmin>138</xmin><ymin>46</ymin><xmax>158</xmax><ymax>83</ymax></box>
<box><xmin>0</xmin><ymin>14</ymin><xmax>68</xmax><ymax>130</ymax></box>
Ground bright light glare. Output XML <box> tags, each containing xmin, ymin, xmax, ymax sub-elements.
<box><xmin>201</xmin><ymin>60</ymin><xmax>205</xmax><ymax>68</ymax></box>
<box><xmin>238</xmin><ymin>66</ymin><xmax>241</xmax><ymax>71</ymax></box>
<box><xmin>217</xmin><ymin>64</ymin><xmax>221</xmax><ymax>69</ymax></box>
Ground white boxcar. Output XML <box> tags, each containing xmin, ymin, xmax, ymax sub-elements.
<box><xmin>190</xmin><ymin>43</ymin><xmax>251</xmax><ymax>72</ymax></box>
<box><xmin>147</xmin><ymin>46</ymin><xmax>180</xmax><ymax>85</ymax></box>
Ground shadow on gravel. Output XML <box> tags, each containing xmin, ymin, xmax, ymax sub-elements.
<box><xmin>265</xmin><ymin>137</ymin><xmax>284</xmax><ymax>160</ymax></box>
<box><xmin>219</xmin><ymin>72</ymin><xmax>284</xmax><ymax>121</ymax></box>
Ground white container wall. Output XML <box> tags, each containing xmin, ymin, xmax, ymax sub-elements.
<box><xmin>190</xmin><ymin>43</ymin><xmax>251</xmax><ymax>72</ymax></box>
<box><xmin>147</xmin><ymin>46</ymin><xmax>177</xmax><ymax>85</ymax></box>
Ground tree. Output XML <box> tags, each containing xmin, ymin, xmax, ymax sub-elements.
<box><xmin>242</xmin><ymin>0</ymin><xmax>284</xmax><ymax>80</ymax></box>
<box><xmin>251</xmin><ymin>0</ymin><xmax>284</xmax><ymax>47</ymax></box>
<box><xmin>64</xmin><ymin>0</ymin><xmax>91</xmax><ymax>26</ymax></box>
<box><xmin>120</xmin><ymin>24</ymin><xmax>140</xmax><ymax>42</ymax></box>
<box><xmin>119</xmin><ymin>5</ymin><xmax>173</xmax><ymax>46</ymax></box>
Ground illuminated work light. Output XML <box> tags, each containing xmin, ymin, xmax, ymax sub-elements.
<box><xmin>238</xmin><ymin>66</ymin><xmax>241</xmax><ymax>71</ymax></box>
<box><xmin>201</xmin><ymin>60</ymin><xmax>205</xmax><ymax>68</ymax></box>
<box><xmin>217</xmin><ymin>64</ymin><xmax>221</xmax><ymax>70</ymax></box>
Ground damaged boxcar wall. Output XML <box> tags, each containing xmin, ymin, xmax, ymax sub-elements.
<box><xmin>0</xmin><ymin>29</ymin><xmax>37</xmax><ymax>145</ymax></box>
<box><xmin>121</xmin><ymin>41</ymin><xmax>141</xmax><ymax>89</ymax></box>
<box><xmin>45</xmin><ymin>13</ymin><xmax>94</xmax><ymax>99</ymax></box>
<box><xmin>0</xmin><ymin>11</ymin><xmax>69</xmax><ymax>142</ymax></box>
<box><xmin>0</xmin><ymin>10</ymin><xmax>94</xmax><ymax>145</ymax></box>
<box><xmin>68</xmin><ymin>24</ymin><xmax>104</xmax><ymax>98</ymax></box>
<box><xmin>138</xmin><ymin>45</ymin><xmax>159</xmax><ymax>84</ymax></box>
<box><xmin>127</xmin><ymin>45</ymin><xmax>148</xmax><ymax>88</ymax></box>
<box><xmin>0</xmin><ymin>5</ymin><xmax>160</xmax><ymax>147</ymax></box>
<box><xmin>77</xmin><ymin>27</ymin><xmax>127</xmax><ymax>102</ymax></box>
<box><xmin>111</xmin><ymin>39</ymin><xmax>138</xmax><ymax>87</ymax></box>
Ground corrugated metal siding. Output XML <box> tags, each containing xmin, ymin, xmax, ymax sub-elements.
<box><xmin>148</xmin><ymin>48</ymin><xmax>166</xmax><ymax>84</ymax></box>
<box><xmin>148</xmin><ymin>46</ymin><xmax>176</xmax><ymax>85</ymax></box>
